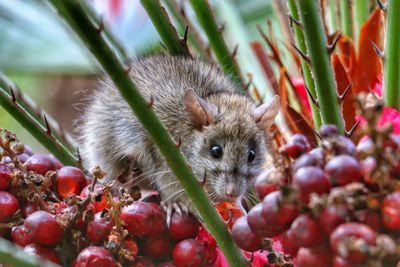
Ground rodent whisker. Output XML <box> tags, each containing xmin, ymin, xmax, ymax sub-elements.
<box><xmin>162</xmin><ymin>188</ymin><xmax>186</xmax><ymax>203</ymax></box>
<box><xmin>125</xmin><ymin>169</ymin><xmax>172</xmax><ymax>186</ymax></box>
<box><xmin>157</xmin><ymin>180</ymin><xmax>181</xmax><ymax>192</ymax></box>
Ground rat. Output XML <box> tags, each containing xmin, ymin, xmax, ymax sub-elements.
<box><xmin>79</xmin><ymin>54</ymin><xmax>279</xmax><ymax>219</ymax></box>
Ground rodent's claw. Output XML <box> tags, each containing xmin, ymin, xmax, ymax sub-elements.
<box><xmin>161</xmin><ymin>201</ymin><xmax>190</xmax><ymax>227</ymax></box>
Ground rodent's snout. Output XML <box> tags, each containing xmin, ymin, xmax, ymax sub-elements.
<box><xmin>225</xmin><ymin>182</ymin><xmax>240</xmax><ymax>198</ymax></box>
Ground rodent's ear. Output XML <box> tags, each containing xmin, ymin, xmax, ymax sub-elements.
<box><xmin>253</xmin><ymin>95</ymin><xmax>280</xmax><ymax>130</ymax></box>
<box><xmin>184</xmin><ymin>88</ymin><xmax>218</xmax><ymax>127</ymax></box>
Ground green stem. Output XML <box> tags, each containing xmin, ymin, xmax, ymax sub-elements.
<box><xmin>79</xmin><ymin>1</ymin><xmax>130</xmax><ymax>63</ymax></box>
<box><xmin>329</xmin><ymin>0</ymin><xmax>338</xmax><ymax>33</ymax></box>
<box><xmin>189</xmin><ymin>0</ymin><xmax>243</xmax><ymax>89</ymax></box>
<box><xmin>0</xmin><ymin>72</ymin><xmax>77</xmax><ymax>152</ymax></box>
<box><xmin>47</xmin><ymin>1</ymin><xmax>248</xmax><ymax>266</ymax></box>
<box><xmin>340</xmin><ymin>0</ymin><xmax>353</xmax><ymax>38</ymax></box>
<box><xmin>0</xmin><ymin>85</ymin><xmax>78</xmax><ymax>167</ymax></box>
<box><xmin>163</xmin><ymin>0</ymin><xmax>210</xmax><ymax>60</ymax></box>
<box><xmin>0</xmin><ymin>238</ymin><xmax>59</xmax><ymax>267</ymax></box>
<box><xmin>296</xmin><ymin>0</ymin><xmax>345</xmax><ymax>133</ymax></box>
<box><xmin>354</xmin><ymin>0</ymin><xmax>369</xmax><ymax>45</ymax></box>
<box><xmin>287</xmin><ymin>0</ymin><xmax>322</xmax><ymax>130</ymax></box>
<box><xmin>384</xmin><ymin>0</ymin><xmax>400</xmax><ymax>109</ymax></box>
<box><xmin>140</xmin><ymin>0</ymin><xmax>191</xmax><ymax>56</ymax></box>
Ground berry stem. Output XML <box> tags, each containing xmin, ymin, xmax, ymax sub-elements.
<box><xmin>163</xmin><ymin>0</ymin><xmax>211</xmax><ymax>60</ymax></box>
<box><xmin>0</xmin><ymin>72</ymin><xmax>77</xmax><ymax>153</ymax></box>
<box><xmin>188</xmin><ymin>0</ymin><xmax>244</xmax><ymax>89</ymax></box>
<box><xmin>47</xmin><ymin>1</ymin><xmax>248</xmax><ymax>266</ymax></box>
<box><xmin>384</xmin><ymin>0</ymin><xmax>400</xmax><ymax>109</ymax></box>
<box><xmin>140</xmin><ymin>0</ymin><xmax>191</xmax><ymax>57</ymax></box>
<box><xmin>296</xmin><ymin>0</ymin><xmax>345</xmax><ymax>134</ymax></box>
<box><xmin>287</xmin><ymin>0</ymin><xmax>323</xmax><ymax>131</ymax></box>
<box><xmin>0</xmin><ymin>85</ymin><xmax>78</xmax><ymax>167</ymax></box>
<box><xmin>0</xmin><ymin>238</ymin><xmax>59</xmax><ymax>267</ymax></box>
<box><xmin>353</xmin><ymin>0</ymin><xmax>369</xmax><ymax>46</ymax></box>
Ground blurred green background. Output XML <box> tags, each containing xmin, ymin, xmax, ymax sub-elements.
<box><xmin>0</xmin><ymin>0</ymin><xmax>283</xmax><ymax>153</ymax></box>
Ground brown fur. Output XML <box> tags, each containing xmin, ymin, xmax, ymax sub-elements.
<box><xmin>78</xmin><ymin>54</ymin><xmax>277</xmax><ymax>212</ymax></box>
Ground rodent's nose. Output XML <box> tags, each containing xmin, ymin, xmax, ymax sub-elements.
<box><xmin>226</xmin><ymin>183</ymin><xmax>239</xmax><ymax>198</ymax></box>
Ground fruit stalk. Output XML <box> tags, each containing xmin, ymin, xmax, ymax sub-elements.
<box><xmin>384</xmin><ymin>0</ymin><xmax>400</xmax><ymax>109</ymax></box>
<box><xmin>0</xmin><ymin>71</ymin><xmax>77</xmax><ymax>153</ymax></box>
<box><xmin>354</xmin><ymin>0</ymin><xmax>369</xmax><ymax>45</ymax></box>
<box><xmin>163</xmin><ymin>0</ymin><xmax>210</xmax><ymax>60</ymax></box>
<box><xmin>287</xmin><ymin>0</ymin><xmax>322</xmax><ymax>130</ymax></box>
<box><xmin>340</xmin><ymin>0</ymin><xmax>353</xmax><ymax>38</ymax></box>
<box><xmin>0</xmin><ymin>85</ymin><xmax>78</xmax><ymax>167</ymax></box>
<box><xmin>296</xmin><ymin>0</ymin><xmax>345</xmax><ymax>133</ymax></box>
<box><xmin>140</xmin><ymin>0</ymin><xmax>191</xmax><ymax>56</ymax></box>
<box><xmin>47</xmin><ymin>1</ymin><xmax>249</xmax><ymax>266</ymax></box>
<box><xmin>189</xmin><ymin>0</ymin><xmax>243</xmax><ymax>89</ymax></box>
<box><xmin>0</xmin><ymin>238</ymin><xmax>59</xmax><ymax>267</ymax></box>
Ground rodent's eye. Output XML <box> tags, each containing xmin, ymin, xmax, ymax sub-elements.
<box><xmin>210</xmin><ymin>144</ymin><xmax>223</xmax><ymax>159</ymax></box>
<box><xmin>248</xmin><ymin>148</ymin><xmax>256</xmax><ymax>162</ymax></box>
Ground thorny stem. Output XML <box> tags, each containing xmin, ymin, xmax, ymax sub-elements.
<box><xmin>141</xmin><ymin>0</ymin><xmax>191</xmax><ymax>57</ymax></box>
<box><xmin>0</xmin><ymin>72</ymin><xmax>77</xmax><ymax>152</ymax></box>
<box><xmin>287</xmin><ymin>0</ymin><xmax>323</xmax><ymax>130</ymax></box>
<box><xmin>47</xmin><ymin>1</ymin><xmax>248</xmax><ymax>266</ymax></box>
<box><xmin>340</xmin><ymin>0</ymin><xmax>353</xmax><ymax>38</ymax></box>
<box><xmin>0</xmin><ymin>238</ymin><xmax>59</xmax><ymax>267</ymax></box>
<box><xmin>79</xmin><ymin>1</ymin><xmax>129</xmax><ymax>63</ymax></box>
<box><xmin>296</xmin><ymin>0</ymin><xmax>345</xmax><ymax>133</ymax></box>
<box><xmin>163</xmin><ymin>0</ymin><xmax>210</xmax><ymax>60</ymax></box>
<box><xmin>0</xmin><ymin>85</ymin><xmax>78</xmax><ymax>167</ymax></box>
<box><xmin>189</xmin><ymin>0</ymin><xmax>243</xmax><ymax>89</ymax></box>
<box><xmin>384</xmin><ymin>0</ymin><xmax>400</xmax><ymax>109</ymax></box>
<box><xmin>354</xmin><ymin>0</ymin><xmax>369</xmax><ymax>46</ymax></box>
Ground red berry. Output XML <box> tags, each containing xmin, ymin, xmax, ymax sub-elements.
<box><xmin>144</xmin><ymin>233</ymin><xmax>173</xmax><ymax>260</ymax></box>
<box><xmin>293</xmin><ymin>152</ymin><xmax>324</xmax><ymax>172</ymax></box>
<box><xmin>383</xmin><ymin>192</ymin><xmax>400</xmax><ymax>231</ymax></box>
<box><xmin>173</xmin><ymin>239</ymin><xmax>205</xmax><ymax>267</ymax></box>
<box><xmin>169</xmin><ymin>212</ymin><xmax>200</xmax><ymax>241</ymax></box>
<box><xmin>87</xmin><ymin>212</ymin><xmax>114</xmax><ymax>243</ymax></box>
<box><xmin>74</xmin><ymin>246</ymin><xmax>116</xmax><ymax>267</ymax></box>
<box><xmin>24</xmin><ymin>210</ymin><xmax>64</xmax><ymax>246</ymax></box>
<box><xmin>147</xmin><ymin>203</ymin><xmax>167</xmax><ymax>235</ymax></box>
<box><xmin>284</xmin><ymin>134</ymin><xmax>310</xmax><ymax>159</ymax></box>
<box><xmin>354</xmin><ymin>209</ymin><xmax>381</xmax><ymax>232</ymax></box>
<box><xmin>231</xmin><ymin>216</ymin><xmax>261</xmax><ymax>252</ymax></box>
<box><xmin>56</xmin><ymin>166</ymin><xmax>87</xmax><ymax>198</ymax></box>
<box><xmin>334</xmin><ymin>136</ymin><xmax>356</xmax><ymax>155</ymax></box>
<box><xmin>0</xmin><ymin>163</ymin><xmax>12</xmax><ymax>190</ymax></box>
<box><xmin>49</xmin><ymin>155</ymin><xmax>63</xmax><ymax>170</ymax></box>
<box><xmin>254</xmin><ymin>169</ymin><xmax>280</xmax><ymax>199</ymax></box>
<box><xmin>11</xmin><ymin>225</ymin><xmax>32</xmax><ymax>247</ymax></box>
<box><xmin>248</xmin><ymin>203</ymin><xmax>282</xmax><ymax>237</ymax></box>
<box><xmin>131</xmin><ymin>256</ymin><xmax>155</xmax><ymax>267</ymax></box>
<box><xmin>25</xmin><ymin>154</ymin><xmax>57</xmax><ymax>175</ymax></box>
<box><xmin>318</xmin><ymin>205</ymin><xmax>348</xmax><ymax>235</ymax></box>
<box><xmin>280</xmin><ymin>230</ymin><xmax>299</xmax><ymax>257</ymax></box>
<box><xmin>124</xmin><ymin>238</ymin><xmax>139</xmax><ymax>257</ymax></box>
<box><xmin>18</xmin><ymin>153</ymin><xmax>30</xmax><ymax>163</ymax></box>
<box><xmin>319</xmin><ymin>124</ymin><xmax>338</xmax><ymax>138</ymax></box>
<box><xmin>157</xmin><ymin>262</ymin><xmax>176</xmax><ymax>267</ymax></box>
<box><xmin>24</xmin><ymin>244</ymin><xmax>60</xmax><ymax>264</ymax></box>
<box><xmin>330</xmin><ymin>223</ymin><xmax>376</xmax><ymax>262</ymax></box>
<box><xmin>290</xmin><ymin>214</ymin><xmax>324</xmax><ymax>248</ymax></box>
<box><xmin>296</xmin><ymin>247</ymin><xmax>332</xmax><ymax>267</ymax></box>
<box><xmin>80</xmin><ymin>184</ymin><xmax>110</xmax><ymax>213</ymax></box>
<box><xmin>324</xmin><ymin>155</ymin><xmax>362</xmax><ymax>186</ymax></box>
<box><xmin>20</xmin><ymin>202</ymin><xmax>39</xmax><ymax>218</ymax></box>
<box><xmin>293</xmin><ymin>166</ymin><xmax>331</xmax><ymax>204</ymax></box>
<box><xmin>120</xmin><ymin>202</ymin><xmax>158</xmax><ymax>236</ymax></box>
<box><xmin>261</xmin><ymin>191</ymin><xmax>299</xmax><ymax>232</ymax></box>
<box><xmin>0</xmin><ymin>191</ymin><xmax>19</xmax><ymax>222</ymax></box>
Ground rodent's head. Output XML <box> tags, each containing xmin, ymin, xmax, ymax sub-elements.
<box><xmin>183</xmin><ymin>89</ymin><xmax>279</xmax><ymax>203</ymax></box>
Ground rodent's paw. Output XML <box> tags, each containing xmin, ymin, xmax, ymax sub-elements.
<box><xmin>161</xmin><ymin>200</ymin><xmax>191</xmax><ymax>227</ymax></box>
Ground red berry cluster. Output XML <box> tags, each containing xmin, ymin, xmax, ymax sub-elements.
<box><xmin>232</xmin><ymin>121</ymin><xmax>400</xmax><ymax>267</ymax></box>
<box><xmin>0</xmin><ymin>130</ymin><xmax>217</xmax><ymax>267</ymax></box>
